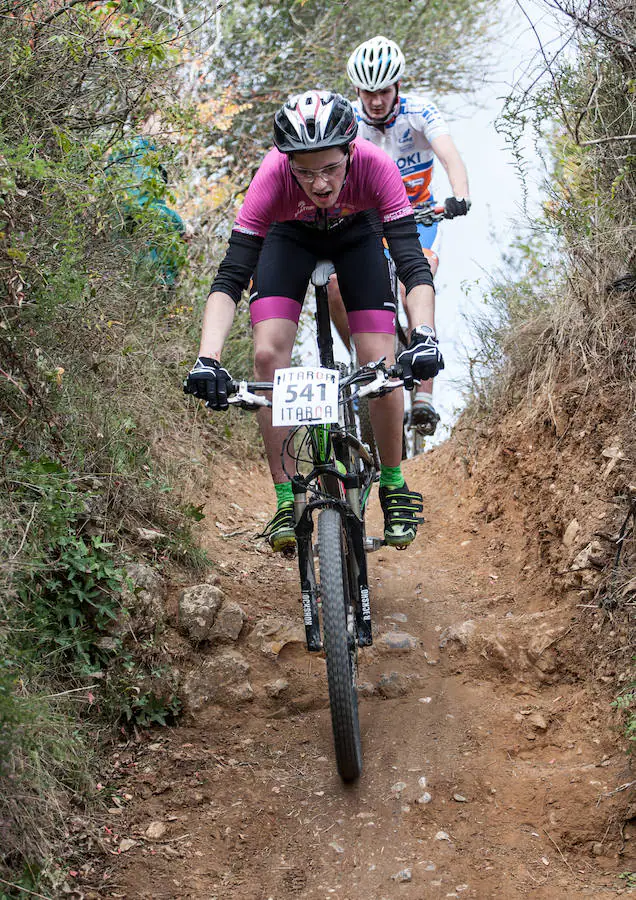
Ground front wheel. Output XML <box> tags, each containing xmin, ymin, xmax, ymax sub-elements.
<box><xmin>318</xmin><ymin>508</ymin><xmax>362</xmax><ymax>782</ymax></box>
<box><xmin>412</xmin><ymin>424</ymin><xmax>427</xmax><ymax>457</ymax></box>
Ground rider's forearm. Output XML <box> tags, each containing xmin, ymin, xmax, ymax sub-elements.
<box><xmin>446</xmin><ymin>155</ymin><xmax>470</xmax><ymax>200</ymax></box>
<box><xmin>384</xmin><ymin>214</ymin><xmax>434</xmax><ymax>292</ymax></box>
<box><xmin>403</xmin><ymin>284</ymin><xmax>436</xmax><ymax>335</ymax></box>
<box><xmin>431</xmin><ymin>135</ymin><xmax>470</xmax><ymax>200</ymax></box>
<box><xmin>199</xmin><ymin>291</ymin><xmax>236</xmax><ymax>361</ymax></box>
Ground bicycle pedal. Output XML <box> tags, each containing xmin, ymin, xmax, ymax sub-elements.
<box><xmin>281</xmin><ymin>544</ymin><xmax>297</xmax><ymax>560</ymax></box>
<box><xmin>364</xmin><ymin>536</ymin><xmax>384</xmax><ymax>553</ymax></box>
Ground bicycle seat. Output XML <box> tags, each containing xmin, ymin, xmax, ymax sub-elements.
<box><xmin>311</xmin><ymin>260</ymin><xmax>335</xmax><ymax>287</ymax></box>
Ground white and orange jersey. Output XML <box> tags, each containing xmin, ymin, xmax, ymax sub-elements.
<box><xmin>352</xmin><ymin>94</ymin><xmax>449</xmax><ymax>207</ymax></box>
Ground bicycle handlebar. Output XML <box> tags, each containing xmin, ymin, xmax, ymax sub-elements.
<box><xmin>226</xmin><ymin>360</ymin><xmax>404</xmax><ymax>411</ymax></box>
<box><xmin>413</xmin><ymin>200</ymin><xmax>472</xmax><ymax>227</ymax></box>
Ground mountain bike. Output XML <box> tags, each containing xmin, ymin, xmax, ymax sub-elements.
<box><xmin>225</xmin><ymin>260</ymin><xmax>405</xmax><ymax>782</ymax></box>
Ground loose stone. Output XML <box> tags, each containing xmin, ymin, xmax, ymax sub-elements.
<box><xmin>391</xmin><ymin>868</ymin><xmax>412</xmax><ymax>883</ymax></box>
<box><xmin>391</xmin><ymin>781</ymin><xmax>407</xmax><ymax>794</ymax></box>
<box><xmin>378</xmin><ymin>631</ymin><xmax>418</xmax><ymax>651</ymax></box>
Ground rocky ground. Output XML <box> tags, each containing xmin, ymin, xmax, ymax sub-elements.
<box><xmin>83</xmin><ymin>438</ymin><xmax>634</xmax><ymax>899</ymax></box>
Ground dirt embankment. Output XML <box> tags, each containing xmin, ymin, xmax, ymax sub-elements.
<box><xmin>85</xmin><ymin>404</ymin><xmax>634</xmax><ymax>899</ymax></box>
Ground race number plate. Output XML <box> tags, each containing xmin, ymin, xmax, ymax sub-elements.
<box><xmin>271</xmin><ymin>367</ymin><xmax>339</xmax><ymax>427</ymax></box>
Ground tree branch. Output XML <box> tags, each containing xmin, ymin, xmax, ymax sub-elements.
<box><xmin>579</xmin><ymin>134</ymin><xmax>636</xmax><ymax>146</ymax></box>
<box><xmin>35</xmin><ymin>0</ymin><xmax>101</xmax><ymax>29</ymax></box>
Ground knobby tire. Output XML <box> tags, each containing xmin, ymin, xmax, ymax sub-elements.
<box><xmin>395</xmin><ymin>332</ymin><xmax>409</xmax><ymax>460</ymax></box>
<box><xmin>358</xmin><ymin>397</ymin><xmax>380</xmax><ymax>470</ymax></box>
<box><xmin>318</xmin><ymin>508</ymin><xmax>362</xmax><ymax>782</ymax></box>
<box><xmin>413</xmin><ymin>427</ymin><xmax>427</xmax><ymax>456</ymax></box>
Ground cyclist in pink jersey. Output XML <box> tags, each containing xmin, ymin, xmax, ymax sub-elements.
<box><xmin>185</xmin><ymin>91</ymin><xmax>443</xmax><ymax>552</ymax></box>
<box><xmin>328</xmin><ymin>35</ymin><xmax>470</xmax><ymax>436</ymax></box>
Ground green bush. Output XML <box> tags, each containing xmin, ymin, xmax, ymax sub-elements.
<box><xmin>612</xmin><ymin>669</ymin><xmax>636</xmax><ymax>749</ymax></box>
<box><xmin>5</xmin><ymin>457</ymin><xmax>126</xmax><ymax>672</ymax></box>
<box><xmin>0</xmin><ymin>3</ymin><xmax>203</xmax><ymax>878</ymax></box>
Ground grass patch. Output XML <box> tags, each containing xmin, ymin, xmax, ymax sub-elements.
<box><xmin>0</xmin><ymin>680</ymin><xmax>94</xmax><ymax>894</ymax></box>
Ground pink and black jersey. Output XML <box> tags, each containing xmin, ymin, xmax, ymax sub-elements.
<box><xmin>210</xmin><ymin>138</ymin><xmax>433</xmax><ymax>310</ymax></box>
<box><xmin>233</xmin><ymin>139</ymin><xmax>413</xmax><ymax>237</ymax></box>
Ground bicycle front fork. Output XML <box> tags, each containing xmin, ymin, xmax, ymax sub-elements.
<box><xmin>293</xmin><ymin>487</ymin><xmax>373</xmax><ymax>651</ymax></box>
<box><xmin>294</xmin><ymin>488</ymin><xmax>322</xmax><ymax>651</ymax></box>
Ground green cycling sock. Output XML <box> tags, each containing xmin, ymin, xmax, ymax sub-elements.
<box><xmin>379</xmin><ymin>465</ymin><xmax>405</xmax><ymax>490</ymax></box>
<box><xmin>274</xmin><ymin>481</ymin><xmax>294</xmax><ymax>508</ymax></box>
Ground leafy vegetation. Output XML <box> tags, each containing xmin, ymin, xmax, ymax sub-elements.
<box><xmin>466</xmin><ymin>0</ymin><xmax>635</xmax><ymax>415</ymax></box>
<box><xmin>0</xmin><ymin>1</ymin><xmax>210</xmax><ymax>889</ymax></box>
<box><xmin>198</xmin><ymin>0</ymin><xmax>497</xmax><ymax>161</ymax></box>
<box><xmin>612</xmin><ymin>674</ymin><xmax>636</xmax><ymax>749</ymax></box>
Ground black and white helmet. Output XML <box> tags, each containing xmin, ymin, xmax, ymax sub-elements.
<box><xmin>347</xmin><ymin>35</ymin><xmax>405</xmax><ymax>91</ymax></box>
<box><xmin>274</xmin><ymin>90</ymin><xmax>357</xmax><ymax>154</ymax></box>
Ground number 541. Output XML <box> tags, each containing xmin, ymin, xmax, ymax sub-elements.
<box><xmin>286</xmin><ymin>383</ymin><xmax>327</xmax><ymax>403</ymax></box>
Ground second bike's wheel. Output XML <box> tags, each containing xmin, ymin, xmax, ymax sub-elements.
<box><xmin>395</xmin><ymin>333</ymin><xmax>409</xmax><ymax>461</ymax></box>
<box><xmin>318</xmin><ymin>508</ymin><xmax>362</xmax><ymax>782</ymax></box>
<box><xmin>358</xmin><ymin>397</ymin><xmax>381</xmax><ymax>470</ymax></box>
<box><xmin>412</xmin><ymin>426</ymin><xmax>427</xmax><ymax>457</ymax></box>
<box><xmin>359</xmin><ymin>395</ymin><xmax>407</xmax><ymax>464</ymax></box>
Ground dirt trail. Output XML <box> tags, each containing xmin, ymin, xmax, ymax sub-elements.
<box><xmin>98</xmin><ymin>446</ymin><xmax>633</xmax><ymax>899</ymax></box>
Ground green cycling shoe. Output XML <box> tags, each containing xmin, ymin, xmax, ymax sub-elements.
<box><xmin>379</xmin><ymin>482</ymin><xmax>424</xmax><ymax>549</ymax></box>
<box><xmin>258</xmin><ymin>503</ymin><xmax>296</xmax><ymax>554</ymax></box>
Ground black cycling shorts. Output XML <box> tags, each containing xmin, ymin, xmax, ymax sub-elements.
<box><xmin>249</xmin><ymin>213</ymin><xmax>397</xmax><ymax>335</ymax></box>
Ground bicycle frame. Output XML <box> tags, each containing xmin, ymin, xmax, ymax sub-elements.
<box><xmin>225</xmin><ymin>264</ymin><xmax>404</xmax><ymax>656</ymax></box>
<box><xmin>291</xmin><ymin>261</ymin><xmax>374</xmax><ymax>651</ymax></box>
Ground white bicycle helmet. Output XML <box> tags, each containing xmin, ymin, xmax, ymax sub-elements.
<box><xmin>347</xmin><ymin>35</ymin><xmax>405</xmax><ymax>92</ymax></box>
<box><xmin>274</xmin><ymin>90</ymin><xmax>357</xmax><ymax>153</ymax></box>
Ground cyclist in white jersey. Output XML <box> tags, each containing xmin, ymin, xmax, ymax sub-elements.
<box><xmin>329</xmin><ymin>34</ymin><xmax>470</xmax><ymax>435</ymax></box>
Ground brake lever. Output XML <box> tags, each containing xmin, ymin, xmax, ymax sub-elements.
<box><xmin>227</xmin><ymin>381</ymin><xmax>271</xmax><ymax>409</ymax></box>
<box><xmin>363</xmin><ymin>356</ymin><xmax>387</xmax><ymax>372</ymax></box>
<box><xmin>356</xmin><ymin>371</ymin><xmax>404</xmax><ymax>400</ymax></box>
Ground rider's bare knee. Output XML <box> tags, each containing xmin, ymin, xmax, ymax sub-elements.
<box><xmin>423</xmin><ymin>247</ymin><xmax>439</xmax><ymax>275</ymax></box>
<box><xmin>254</xmin><ymin>343</ymin><xmax>287</xmax><ymax>379</ymax></box>
<box><xmin>354</xmin><ymin>332</ymin><xmax>395</xmax><ymax>366</ymax></box>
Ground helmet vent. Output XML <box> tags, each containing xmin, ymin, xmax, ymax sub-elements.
<box><xmin>346</xmin><ymin>35</ymin><xmax>405</xmax><ymax>92</ymax></box>
<box><xmin>273</xmin><ymin>90</ymin><xmax>358</xmax><ymax>154</ymax></box>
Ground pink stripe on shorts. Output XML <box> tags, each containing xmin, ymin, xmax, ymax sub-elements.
<box><xmin>250</xmin><ymin>295</ymin><xmax>302</xmax><ymax>326</ymax></box>
<box><xmin>348</xmin><ymin>308</ymin><xmax>396</xmax><ymax>335</ymax></box>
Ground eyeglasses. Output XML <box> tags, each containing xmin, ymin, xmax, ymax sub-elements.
<box><xmin>290</xmin><ymin>157</ymin><xmax>347</xmax><ymax>183</ymax></box>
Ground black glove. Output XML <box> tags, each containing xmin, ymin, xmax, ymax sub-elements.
<box><xmin>398</xmin><ymin>326</ymin><xmax>445</xmax><ymax>389</ymax></box>
<box><xmin>444</xmin><ymin>197</ymin><xmax>470</xmax><ymax>219</ymax></box>
<box><xmin>184</xmin><ymin>356</ymin><xmax>232</xmax><ymax>410</ymax></box>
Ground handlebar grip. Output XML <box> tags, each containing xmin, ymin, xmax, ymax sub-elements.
<box><xmin>229</xmin><ymin>380</ymin><xmax>273</xmax><ymax>393</ymax></box>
